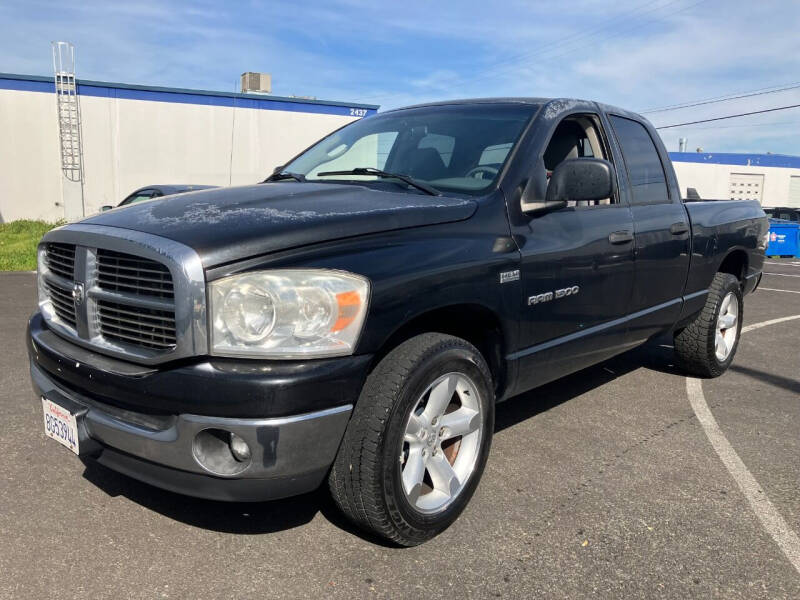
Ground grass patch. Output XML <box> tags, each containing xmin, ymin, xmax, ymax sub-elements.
<box><xmin>0</xmin><ymin>220</ymin><xmax>63</xmax><ymax>271</ymax></box>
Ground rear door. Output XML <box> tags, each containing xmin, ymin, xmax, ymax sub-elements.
<box><xmin>607</xmin><ymin>115</ymin><xmax>691</xmax><ymax>343</ymax></box>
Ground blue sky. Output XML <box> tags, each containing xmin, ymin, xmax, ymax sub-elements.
<box><xmin>2</xmin><ymin>0</ymin><xmax>800</xmax><ymax>154</ymax></box>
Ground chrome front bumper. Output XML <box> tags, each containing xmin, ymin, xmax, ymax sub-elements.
<box><xmin>31</xmin><ymin>361</ymin><xmax>352</xmax><ymax>501</ymax></box>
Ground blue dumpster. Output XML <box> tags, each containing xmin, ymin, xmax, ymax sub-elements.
<box><xmin>766</xmin><ymin>219</ymin><xmax>800</xmax><ymax>257</ymax></box>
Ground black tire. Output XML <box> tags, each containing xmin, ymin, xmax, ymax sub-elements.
<box><xmin>674</xmin><ymin>272</ymin><xmax>743</xmax><ymax>377</ymax></box>
<box><xmin>329</xmin><ymin>333</ymin><xmax>494</xmax><ymax>546</ymax></box>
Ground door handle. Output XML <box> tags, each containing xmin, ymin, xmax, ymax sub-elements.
<box><xmin>669</xmin><ymin>222</ymin><xmax>690</xmax><ymax>235</ymax></box>
<box><xmin>608</xmin><ymin>230</ymin><xmax>634</xmax><ymax>244</ymax></box>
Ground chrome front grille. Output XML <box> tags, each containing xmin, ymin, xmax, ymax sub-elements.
<box><xmin>45</xmin><ymin>243</ymin><xmax>76</xmax><ymax>280</ymax></box>
<box><xmin>93</xmin><ymin>249</ymin><xmax>177</xmax><ymax>350</ymax></box>
<box><xmin>44</xmin><ymin>279</ymin><xmax>77</xmax><ymax>327</ymax></box>
<box><xmin>37</xmin><ymin>224</ymin><xmax>207</xmax><ymax>365</ymax></box>
<box><xmin>97</xmin><ymin>249</ymin><xmax>175</xmax><ymax>299</ymax></box>
<box><xmin>97</xmin><ymin>300</ymin><xmax>177</xmax><ymax>349</ymax></box>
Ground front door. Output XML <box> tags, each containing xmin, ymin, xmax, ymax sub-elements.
<box><xmin>509</xmin><ymin>114</ymin><xmax>637</xmax><ymax>393</ymax></box>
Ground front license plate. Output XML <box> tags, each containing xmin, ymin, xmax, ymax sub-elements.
<box><xmin>42</xmin><ymin>397</ymin><xmax>79</xmax><ymax>455</ymax></box>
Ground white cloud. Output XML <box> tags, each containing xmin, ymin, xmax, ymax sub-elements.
<box><xmin>2</xmin><ymin>0</ymin><xmax>798</xmax><ymax>152</ymax></box>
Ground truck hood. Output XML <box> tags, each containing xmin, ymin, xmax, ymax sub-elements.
<box><xmin>81</xmin><ymin>182</ymin><xmax>477</xmax><ymax>267</ymax></box>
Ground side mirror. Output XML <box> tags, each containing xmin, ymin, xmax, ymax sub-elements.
<box><xmin>546</xmin><ymin>158</ymin><xmax>614</xmax><ymax>205</ymax></box>
<box><xmin>521</xmin><ymin>158</ymin><xmax>614</xmax><ymax>215</ymax></box>
<box><xmin>100</xmin><ymin>205</ymin><xmax>113</xmax><ymax>212</ymax></box>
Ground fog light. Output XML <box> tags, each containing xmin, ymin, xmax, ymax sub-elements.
<box><xmin>192</xmin><ymin>428</ymin><xmax>251</xmax><ymax>475</ymax></box>
<box><xmin>229</xmin><ymin>432</ymin><xmax>251</xmax><ymax>462</ymax></box>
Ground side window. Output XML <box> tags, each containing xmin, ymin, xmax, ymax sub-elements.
<box><xmin>543</xmin><ymin>117</ymin><xmax>606</xmax><ymax>172</ymax></box>
<box><xmin>609</xmin><ymin>116</ymin><xmax>669</xmax><ymax>204</ymax></box>
<box><xmin>479</xmin><ymin>143</ymin><xmax>512</xmax><ymax>166</ymax></box>
<box><xmin>122</xmin><ymin>189</ymin><xmax>155</xmax><ymax>206</ymax></box>
<box><xmin>542</xmin><ymin>115</ymin><xmax>613</xmax><ymax>206</ymax></box>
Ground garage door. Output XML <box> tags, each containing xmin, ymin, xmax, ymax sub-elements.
<box><xmin>729</xmin><ymin>173</ymin><xmax>764</xmax><ymax>203</ymax></box>
<box><xmin>789</xmin><ymin>175</ymin><xmax>800</xmax><ymax>208</ymax></box>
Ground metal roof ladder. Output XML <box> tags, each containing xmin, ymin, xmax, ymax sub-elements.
<box><xmin>51</xmin><ymin>41</ymin><xmax>85</xmax><ymax>219</ymax></box>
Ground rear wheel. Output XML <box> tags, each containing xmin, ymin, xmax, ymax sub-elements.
<box><xmin>674</xmin><ymin>272</ymin><xmax>743</xmax><ymax>377</ymax></box>
<box><xmin>329</xmin><ymin>333</ymin><xmax>494</xmax><ymax>546</ymax></box>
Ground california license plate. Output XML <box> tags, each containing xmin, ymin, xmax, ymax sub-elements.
<box><xmin>42</xmin><ymin>397</ymin><xmax>79</xmax><ymax>455</ymax></box>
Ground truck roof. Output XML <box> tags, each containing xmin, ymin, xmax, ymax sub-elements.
<box><xmin>386</xmin><ymin>97</ymin><xmax>549</xmax><ymax>111</ymax></box>
<box><xmin>383</xmin><ymin>97</ymin><xmax>643</xmax><ymax>122</ymax></box>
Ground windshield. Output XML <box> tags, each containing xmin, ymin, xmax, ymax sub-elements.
<box><xmin>282</xmin><ymin>103</ymin><xmax>539</xmax><ymax>196</ymax></box>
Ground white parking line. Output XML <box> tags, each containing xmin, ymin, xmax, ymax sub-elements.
<box><xmin>687</xmin><ymin>378</ymin><xmax>800</xmax><ymax>574</ymax></box>
<box><xmin>687</xmin><ymin>314</ymin><xmax>800</xmax><ymax>575</ymax></box>
<box><xmin>765</xmin><ymin>272</ymin><xmax>800</xmax><ymax>278</ymax></box>
<box><xmin>742</xmin><ymin>315</ymin><xmax>800</xmax><ymax>333</ymax></box>
<box><xmin>759</xmin><ymin>287</ymin><xmax>800</xmax><ymax>295</ymax></box>
<box><xmin>765</xmin><ymin>261</ymin><xmax>800</xmax><ymax>267</ymax></box>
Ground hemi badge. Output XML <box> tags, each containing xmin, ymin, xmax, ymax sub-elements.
<box><xmin>499</xmin><ymin>270</ymin><xmax>520</xmax><ymax>284</ymax></box>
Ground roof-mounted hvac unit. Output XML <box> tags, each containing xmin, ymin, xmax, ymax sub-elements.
<box><xmin>241</xmin><ymin>72</ymin><xmax>272</xmax><ymax>94</ymax></box>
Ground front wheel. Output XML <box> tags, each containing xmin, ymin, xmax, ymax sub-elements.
<box><xmin>674</xmin><ymin>272</ymin><xmax>743</xmax><ymax>377</ymax></box>
<box><xmin>329</xmin><ymin>333</ymin><xmax>494</xmax><ymax>546</ymax></box>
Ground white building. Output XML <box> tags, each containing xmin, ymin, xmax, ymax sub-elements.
<box><xmin>0</xmin><ymin>73</ymin><xmax>378</xmax><ymax>223</ymax></box>
<box><xmin>670</xmin><ymin>152</ymin><xmax>800</xmax><ymax>208</ymax></box>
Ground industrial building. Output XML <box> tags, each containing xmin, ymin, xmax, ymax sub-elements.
<box><xmin>0</xmin><ymin>72</ymin><xmax>378</xmax><ymax>223</ymax></box>
<box><xmin>670</xmin><ymin>152</ymin><xmax>800</xmax><ymax>207</ymax></box>
<box><xmin>3</xmin><ymin>66</ymin><xmax>797</xmax><ymax>225</ymax></box>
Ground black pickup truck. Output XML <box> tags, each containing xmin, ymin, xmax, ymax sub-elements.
<box><xmin>29</xmin><ymin>98</ymin><xmax>768</xmax><ymax>546</ymax></box>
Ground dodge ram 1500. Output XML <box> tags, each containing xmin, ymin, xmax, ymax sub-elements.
<box><xmin>29</xmin><ymin>98</ymin><xmax>768</xmax><ymax>545</ymax></box>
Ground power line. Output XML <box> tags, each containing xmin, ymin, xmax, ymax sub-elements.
<box><xmin>359</xmin><ymin>0</ymin><xmax>703</xmax><ymax>102</ymax></box>
<box><xmin>459</xmin><ymin>0</ymin><xmax>700</xmax><ymax>91</ymax></box>
<box><xmin>641</xmin><ymin>81</ymin><xmax>800</xmax><ymax>113</ymax></box>
<box><xmin>655</xmin><ymin>103</ymin><xmax>800</xmax><ymax>129</ymax></box>
<box><xmin>669</xmin><ymin>119</ymin><xmax>800</xmax><ymax>131</ymax></box>
<box><xmin>519</xmin><ymin>0</ymin><xmax>708</xmax><ymax>68</ymax></box>
<box><xmin>468</xmin><ymin>0</ymin><xmax>680</xmax><ymax>77</ymax></box>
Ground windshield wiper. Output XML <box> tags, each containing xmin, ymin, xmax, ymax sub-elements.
<box><xmin>316</xmin><ymin>167</ymin><xmax>441</xmax><ymax>196</ymax></box>
<box><xmin>265</xmin><ymin>171</ymin><xmax>306</xmax><ymax>183</ymax></box>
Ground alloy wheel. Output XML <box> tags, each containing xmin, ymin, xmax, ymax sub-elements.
<box><xmin>399</xmin><ymin>372</ymin><xmax>483</xmax><ymax>514</ymax></box>
<box><xmin>715</xmin><ymin>291</ymin><xmax>739</xmax><ymax>361</ymax></box>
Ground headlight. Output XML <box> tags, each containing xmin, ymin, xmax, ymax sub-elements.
<box><xmin>210</xmin><ymin>269</ymin><xmax>370</xmax><ymax>358</ymax></box>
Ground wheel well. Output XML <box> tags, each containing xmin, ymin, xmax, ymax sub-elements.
<box><xmin>372</xmin><ymin>304</ymin><xmax>507</xmax><ymax>398</ymax></box>
<box><xmin>718</xmin><ymin>250</ymin><xmax>748</xmax><ymax>283</ymax></box>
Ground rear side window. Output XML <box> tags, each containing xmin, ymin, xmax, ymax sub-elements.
<box><xmin>609</xmin><ymin>116</ymin><xmax>669</xmax><ymax>204</ymax></box>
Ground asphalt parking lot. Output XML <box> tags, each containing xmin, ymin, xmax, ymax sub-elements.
<box><xmin>1</xmin><ymin>261</ymin><xmax>799</xmax><ymax>599</ymax></box>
